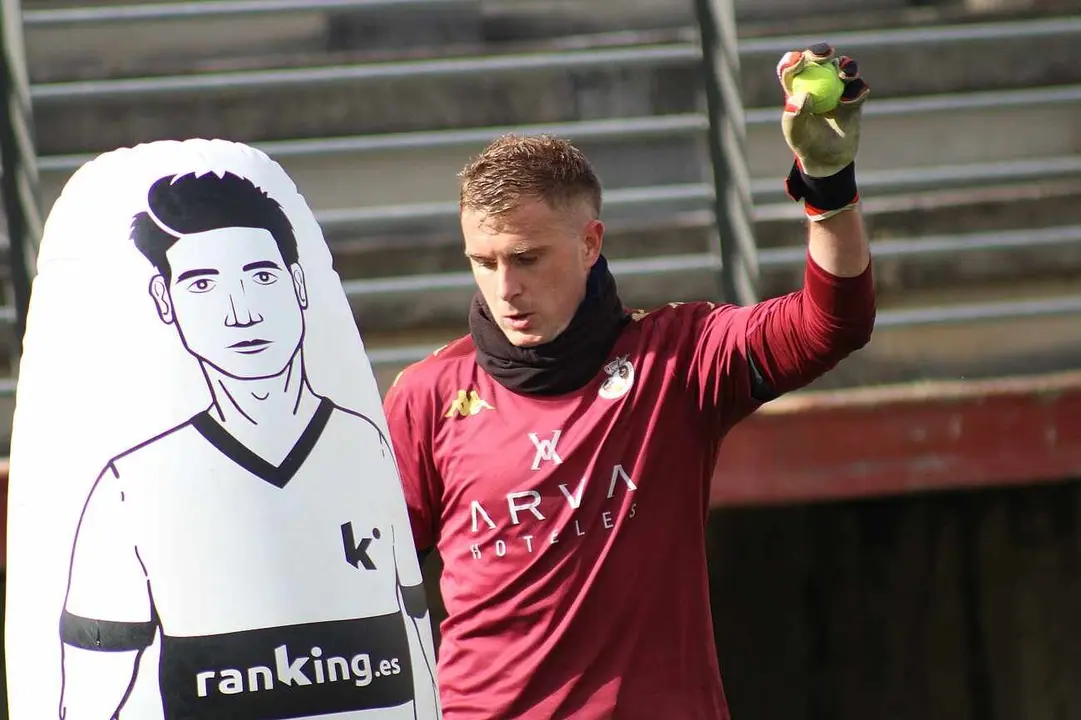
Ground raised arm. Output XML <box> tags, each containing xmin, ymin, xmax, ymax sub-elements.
<box><xmin>686</xmin><ymin>44</ymin><xmax>875</xmax><ymax>426</ymax></box>
<box><xmin>753</xmin><ymin>43</ymin><xmax>876</xmax><ymax>393</ymax></box>
<box><xmin>808</xmin><ymin>199</ymin><xmax>869</xmax><ymax>278</ymax></box>
<box><xmin>686</xmin><ymin>240</ymin><xmax>874</xmax><ymax>426</ymax></box>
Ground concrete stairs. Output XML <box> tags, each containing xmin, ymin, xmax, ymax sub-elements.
<box><xmin>11</xmin><ymin>0</ymin><xmax>1081</xmax><ymax>403</ymax></box>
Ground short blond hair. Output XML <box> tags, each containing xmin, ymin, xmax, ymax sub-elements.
<box><xmin>458</xmin><ymin>134</ymin><xmax>603</xmax><ymax>220</ymax></box>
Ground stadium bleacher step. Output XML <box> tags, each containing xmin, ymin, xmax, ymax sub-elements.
<box><xmin>351</xmin><ymin>274</ymin><xmax>1081</xmax><ymax>397</ymax></box>
<box><xmin>33</xmin><ymin>82</ymin><xmax>1081</xmax><ymax>222</ymax></box>
<box><xmin>735</xmin><ymin>15</ymin><xmax>1081</xmax><ymax>107</ymax></box>
<box><xmin>29</xmin><ymin>39</ymin><xmax>702</xmax><ymax>156</ymax></box>
<box><xmin>24</xmin><ymin>0</ymin><xmax>1080</xmax><ymax>86</ymax></box>
<box><xmin>27</xmin><ymin>12</ymin><xmax>1081</xmax><ymax>158</ymax></box>
<box><xmin>318</xmin><ymin>174</ymin><xmax>1081</xmax><ymax>268</ymax></box>
<box><xmin>11</xmin><ymin>0</ymin><xmax>1081</xmax><ymax>401</ymax></box>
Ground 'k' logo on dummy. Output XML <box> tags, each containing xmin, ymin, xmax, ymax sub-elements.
<box><xmin>4</xmin><ymin>140</ymin><xmax>441</xmax><ymax>720</ymax></box>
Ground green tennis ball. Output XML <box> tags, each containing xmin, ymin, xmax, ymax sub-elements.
<box><xmin>790</xmin><ymin>62</ymin><xmax>844</xmax><ymax>114</ymax></box>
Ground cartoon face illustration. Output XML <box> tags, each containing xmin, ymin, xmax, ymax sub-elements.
<box><xmin>131</xmin><ymin>171</ymin><xmax>309</xmax><ymax>380</ymax></box>
<box><xmin>152</xmin><ymin>226</ymin><xmax>308</xmax><ymax>379</ymax></box>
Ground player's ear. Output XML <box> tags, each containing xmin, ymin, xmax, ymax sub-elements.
<box><xmin>291</xmin><ymin>264</ymin><xmax>308</xmax><ymax>309</ymax></box>
<box><xmin>582</xmin><ymin>218</ymin><xmax>604</xmax><ymax>267</ymax></box>
<box><xmin>149</xmin><ymin>275</ymin><xmax>173</xmax><ymax>324</ymax></box>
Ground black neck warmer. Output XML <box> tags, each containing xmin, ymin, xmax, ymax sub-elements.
<box><xmin>469</xmin><ymin>255</ymin><xmax>629</xmax><ymax>396</ymax></box>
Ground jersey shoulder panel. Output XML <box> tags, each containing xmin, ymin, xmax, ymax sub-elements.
<box><xmin>625</xmin><ymin>300</ymin><xmax>738</xmax><ymax>349</ymax></box>
<box><xmin>390</xmin><ymin>334</ymin><xmax>475</xmax><ymax>387</ymax></box>
<box><xmin>327</xmin><ymin>403</ymin><xmax>391</xmax><ymax>449</ymax></box>
<box><xmin>628</xmin><ymin>299</ymin><xmax>734</xmax><ymax>325</ymax></box>
<box><xmin>386</xmin><ymin>334</ymin><xmax>476</xmax><ymax>403</ymax></box>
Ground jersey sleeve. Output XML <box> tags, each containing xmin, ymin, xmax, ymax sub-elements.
<box><xmin>686</xmin><ymin>253</ymin><xmax>875</xmax><ymax>429</ymax></box>
<box><xmin>383</xmin><ymin>373</ymin><xmax>444</xmax><ymax>553</ymax></box>
<box><xmin>61</xmin><ymin>463</ymin><xmax>155</xmax><ymax>652</ymax></box>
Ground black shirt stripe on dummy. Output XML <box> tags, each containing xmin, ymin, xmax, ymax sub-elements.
<box><xmin>160</xmin><ymin>613</ymin><xmax>414</xmax><ymax>720</ymax></box>
<box><xmin>60</xmin><ymin>611</ymin><xmax>157</xmax><ymax>652</ymax></box>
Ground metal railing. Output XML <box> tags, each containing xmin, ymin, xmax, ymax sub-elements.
<box><xmin>0</xmin><ymin>0</ymin><xmax>40</xmax><ymax>347</ymax></box>
<box><xmin>694</xmin><ymin>0</ymin><xmax>758</xmax><ymax>305</ymax></box>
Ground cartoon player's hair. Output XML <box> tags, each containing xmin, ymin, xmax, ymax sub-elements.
<box><xmin>131</xmin><ymin>171</ymin><xmax>299</xmax><ymax>280</ymax></box>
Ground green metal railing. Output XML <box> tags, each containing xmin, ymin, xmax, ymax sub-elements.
<box><xmin>0</xmin><ymin>0</ymin><xmax>39</xmax><ymax>350</ymax></box>
<box><xmin>694</xmin><ymin>0</ymin><xmax>758</xmax><ymax>306</ymax></box>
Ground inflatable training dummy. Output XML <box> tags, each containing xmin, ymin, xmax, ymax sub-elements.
<box><xmin>4</xmin><ymin>139</ymin><xmax>441</xmax><ymax>720</ymax></box>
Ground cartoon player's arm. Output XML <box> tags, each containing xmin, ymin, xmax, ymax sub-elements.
<box><xmin>381</xmin><ymin>437</ymin><xmax>430</xmax><ymax>620</ymax></box>
<box><xmin>378</xmin><ymin>435</ymin><xmax>441</xmax><ymax>716</ymax></box>
<box><xmin>391</xmin><ymin>517</ymin><xmax>428</xmax><ymax>620</ymax></box>
<box><xmin>59</xmin><ymin>463</ymin><xmax>155</xmax><ymax>720</ymax></box>
<box><xmin>391</xmin><ymin>519</ymin><xmax>441</xmax><ymax>719</ymax></box>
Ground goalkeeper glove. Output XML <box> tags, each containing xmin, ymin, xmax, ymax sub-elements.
<box><xmin>776</xmin><ymin>43</ymin><xmax>870</xmax><ymax>221</ymax></box>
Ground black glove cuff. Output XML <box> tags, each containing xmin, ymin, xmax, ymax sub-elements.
<box><xmin>785</xmin><ymin>160</ymin><xmax>858</xmax><ymax>214</ymax></box>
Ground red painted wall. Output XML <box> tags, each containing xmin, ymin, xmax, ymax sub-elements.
<box><xmin>713</xmin><ymin>370</ymin><xmax>1081</xmax><ymax>506</ymax></box>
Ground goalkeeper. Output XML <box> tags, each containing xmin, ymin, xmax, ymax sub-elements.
<box><xmin>384</xmin><ymin>44</ymin><xmax>874</xmax><ymax>719</ymax></box>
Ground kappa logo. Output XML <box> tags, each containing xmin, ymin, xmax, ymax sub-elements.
<box><xmin>529</xmin><ymin>430</ymin><xmax>562</xmax><ymax>470</ymax></box>
<box><xmin>445</xmin><ymin>389</ymin><xmax>494</xmax><ymax>419</ymax></box>
<box><xmin>599</xmin><ymin>354</ymin><xmax>635</xmax><ymax>400</ymax></box>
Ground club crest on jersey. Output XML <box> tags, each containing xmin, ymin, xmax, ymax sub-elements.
<box><xmin>445</xmin><ymin>389</ymin><xmax>494</xmax><ymax>419</ymax></box>
<box><xmin>599</xmin><ymin>355</ymin><xmax>634</xmax><ymax>400</ymax></box>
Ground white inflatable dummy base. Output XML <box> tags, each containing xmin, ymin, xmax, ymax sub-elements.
<box><xmin>4</xmin><ymin>139</ymin><xmax>440</xmax><ymax>720</ymax></box>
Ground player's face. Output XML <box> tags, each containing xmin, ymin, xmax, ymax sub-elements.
<box><xmin>157</xmin><ymin>227</ymin><xmax>307</xmax><ymax>380</ymax></box>
<box><xmin>462</xmin><ymin>198</ymin><xmax>603</xmax><ymax>347</ymax></box>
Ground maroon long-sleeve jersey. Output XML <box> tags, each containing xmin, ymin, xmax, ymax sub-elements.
<box><xmin>383</xmin><ymin>255</ymin><xmax>875</xmax><ymax>719</ymax></box>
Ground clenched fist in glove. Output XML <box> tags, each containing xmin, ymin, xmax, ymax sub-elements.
<box><xmin>777</xmin><ymin>43</ymin><xmax>870</xmax><ymax>221</ymax></box>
